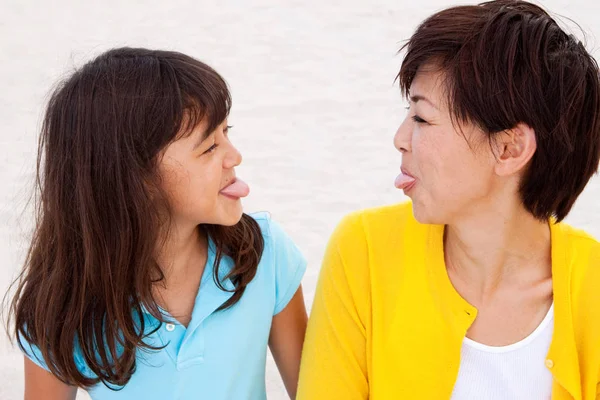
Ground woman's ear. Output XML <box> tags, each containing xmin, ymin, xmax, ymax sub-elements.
<box><xmin>494</xmin><ymin>123</ymin><xmax>537</xmax><ymax>177</ymax></box>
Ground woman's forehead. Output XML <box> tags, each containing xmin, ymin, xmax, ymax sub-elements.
<box><xmin>410</xmin><ymin>68</ymin><xmax>447</xmax><ymax>109</ymax></box>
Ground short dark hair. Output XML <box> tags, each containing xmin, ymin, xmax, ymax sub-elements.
<box><xmin>398</xmin><ymin>0</ymin><xmax>600</xmax><ymax>222</ymax></box>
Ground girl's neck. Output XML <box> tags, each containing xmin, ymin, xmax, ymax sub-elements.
<box><xmin>155</xmin><ymin>223</ymin><xmax>208</xmax><ymax>286</ymax></box>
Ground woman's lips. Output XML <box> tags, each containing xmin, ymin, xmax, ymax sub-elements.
<box><xmin>395</xmin><ymin>169</ymin><xmax>416</xmax><ymax>191</ymax></box>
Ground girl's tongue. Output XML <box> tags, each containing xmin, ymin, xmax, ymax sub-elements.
<box><xmin>220</xmin><ymin>178</ymin><xmax>250</xmax><ymax>198</ymax></box>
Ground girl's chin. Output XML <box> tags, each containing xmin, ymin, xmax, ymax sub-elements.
<box><xmin>217</xmin><ymin>204</ymin><xmax>244</xmax><ymax>226</ymax></box>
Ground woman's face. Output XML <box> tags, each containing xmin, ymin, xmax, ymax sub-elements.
<box><xmin>159</xmin><ymin>118</ymin><xmax>248</xmax><ymax>229</ymax></box>
<box><xmin>394</xmin><ymin>66</ymin><xmax>499</xmax><ymax>225</ymax></box>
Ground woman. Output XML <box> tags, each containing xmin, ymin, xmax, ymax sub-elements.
<box><xmin>8</xmin><ymin>48</ymin><xmax>307</xmax><ymax>400</ymax></box>
<box><xmin>297</xmin><ymin>1</ymin><xmax>600</xmax><ymax>399</ymax></box>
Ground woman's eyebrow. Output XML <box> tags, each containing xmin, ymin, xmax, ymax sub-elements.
<box><xmin>410</xmin><ymin>94</ymin><xmax>438</xmax><ymax>110</ymax></box>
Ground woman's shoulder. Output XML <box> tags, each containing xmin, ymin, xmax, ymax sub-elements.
<box><xmin>554</xmin><ymin>221</ymin><xmax>600</xmax><ymax>307</ymax></box>
<box><xmin>318</xmin><ymin>201</ymin><xmax>429</xmax><ymax>281</ymax></box>
<box><xmin>331</xmin><ymin>201</ymin><xmax>423</xmax><ymax>245</ymax></box>
<box><xmin>557</xmin><ymin>222</ymin><xmax>599</xmax><ymax>245</ymax></box>
<box><xmin>553</xmin><ymin>223</ymin><xmax>600</xmax><ymax>381</ymax></box>
<box><xmin>555</xmin><ymin>222</ymin><xmax>599</xmax><ymax>269</ymax></box>
<box><xmin>348</xmin><ymin>200</ymin><xmax>415</xmax><ymax>223</ymax></box>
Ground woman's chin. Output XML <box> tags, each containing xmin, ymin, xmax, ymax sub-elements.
<box><xmin>411</xmin><ymin>202</ymin><xmax>445</xmax><ymax>225</ymax></box>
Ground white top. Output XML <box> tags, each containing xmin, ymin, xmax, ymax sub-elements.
<box><xmin>451</xmin><ymin>303</ymin><xmax>554</xmax><ymax>400</ymax></box>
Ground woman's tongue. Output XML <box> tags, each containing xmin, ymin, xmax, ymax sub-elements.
<box><xmin>220</xmin><ymin>178</ymin><xmax>250</xmax><ymax>198</ymax></box>
<box><xmin>395</xmin><ymin>173</ymin><xmax>416</xmax><ymax>189</ymax></box>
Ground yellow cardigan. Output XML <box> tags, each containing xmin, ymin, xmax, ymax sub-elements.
<box><xmin>297</xmin><ymin>202</ymin><xmax>600</xmax><ymax>399</ymax></box>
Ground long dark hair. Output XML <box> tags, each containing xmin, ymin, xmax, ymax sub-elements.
<box><xmin>6</xmin><ymin>47</ymin><xmax>264</xmax><ymax>388</ymax></box>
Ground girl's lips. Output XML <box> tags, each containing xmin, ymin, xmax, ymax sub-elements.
<box><xmin>219</xmin><ymin>178</ymin><xmax>250</xmax><ymax>198</ymax></box>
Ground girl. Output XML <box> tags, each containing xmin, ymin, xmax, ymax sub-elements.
<box><xmin>8</xmin><ymin>47</ymin><xmax>307</xmax><ymax>400</ymax></box>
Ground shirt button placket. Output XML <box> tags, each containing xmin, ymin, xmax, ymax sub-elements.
<box><xmin>177</xmin><ymin>323</ymin><xmax>206</xmax><ymax>370</ymax></box>
<box><xmin>159</xmin><ymin>321</ymin><xmax>184</xmax><ymax>366</ymax></box>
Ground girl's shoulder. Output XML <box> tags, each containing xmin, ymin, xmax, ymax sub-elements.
<box><xmin>248</xmin><ymin>212</ymin><xmax>302</xmax><ymax>254</ymax></box>
<box><xmin>249</xmin><ymin>210</ymin><xmax>289</xmax><ymax>230</ymax></box>
<box><xmin>247</xmin><ymin>212</ymin><xmax>307</xmax><ymax>315</ymax></box>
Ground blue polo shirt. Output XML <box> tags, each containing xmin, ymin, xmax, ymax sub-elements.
<box><xmin>21</xmin><ymin>213</ymin><xmax>307</xmax><ymax>399</ymax></box>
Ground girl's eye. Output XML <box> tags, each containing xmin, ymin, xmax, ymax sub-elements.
<box><xmin>224</xmin><ymin>125</ymin><xmax>233</xmax><ymax>135</ymax></box>
<box><xmin>412</xmin><ymin>115</ymin><xmax>427</xmax><ymax>124</ymax></box>
<box><xmin>203</xmin><ymin>143</ymin><xmax>218</xmax><ymax>154</ymax></box>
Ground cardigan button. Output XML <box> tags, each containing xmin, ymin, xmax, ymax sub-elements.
<box><xmin>545</xmin><ymin>359</ymin><xmax>554</xmax><ymax>369</ymax></box>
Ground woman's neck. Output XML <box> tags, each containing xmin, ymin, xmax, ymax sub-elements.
<box><xmin>444</xmin><ymin>202</ymin><xmax>551</xmax><ymax>300</ymax></box>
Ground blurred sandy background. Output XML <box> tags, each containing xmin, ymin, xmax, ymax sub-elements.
<box><xmin>1</xmin><ymin>0</ymin><xmax>599</xmax><ymax>398</ymax></box>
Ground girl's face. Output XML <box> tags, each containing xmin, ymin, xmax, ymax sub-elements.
<box><xmin>393</xmin><ymin>66</ymin><xmax>499</xmax><ymax>225</ymax></box>
<box><xmin>159</xmin><ymin>118</ymin><xmax>248</xmax><ymax>228</ymax></box>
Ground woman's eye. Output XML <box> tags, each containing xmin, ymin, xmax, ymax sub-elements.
<box><xmin>412</xmin><ymin>115</ymin><xmax>427</xmax><ymax>124</ymax></box>
<box><xmin>405</xmin><ymin>105</ymin><xmax>427</xmax><ymax>124</ymax></box>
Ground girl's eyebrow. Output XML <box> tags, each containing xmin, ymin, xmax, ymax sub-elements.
<box><xmin>192</xmin><ymin>128</ymin><xmax>213</xmax><ymax>150</ymax></box>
